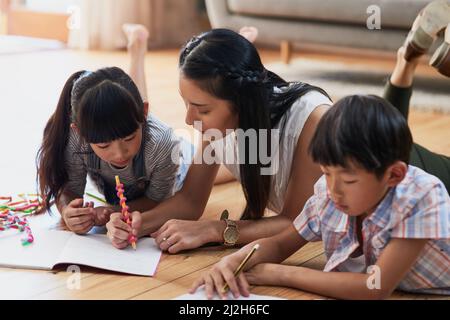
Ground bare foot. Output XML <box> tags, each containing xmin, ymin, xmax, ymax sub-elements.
<box><xmin>123</xmin><ymin>23</ymin><xmax>149</xmax><ymax>57</ymax></box>
<box><xmin>239</xmin><ymin>26</ymin><xmax>259</xmax><ymax>43</ymax></box>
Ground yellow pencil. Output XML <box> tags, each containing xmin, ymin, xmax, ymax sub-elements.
<box><xmin>221</xmin><ymin>243</ymin><xmax>260</xmax><ymax>293</ymax></box>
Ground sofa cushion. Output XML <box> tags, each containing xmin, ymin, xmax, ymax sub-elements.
<box><xmin>227</xmin><ymin>0</ymin><xmax>432</xmax><ymax>29</ymax></box>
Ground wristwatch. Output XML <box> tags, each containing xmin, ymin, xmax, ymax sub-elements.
<box><xmin>220</xmin><ymin>210</ymin><xmax>239</xmax><ymax>246</ymax></box>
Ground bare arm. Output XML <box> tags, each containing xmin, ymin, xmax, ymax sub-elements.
<box><xmin>198</xmin><ymin>104</ymin><xmax>330</xmax><ymax>244</ymax></box>
<box><xmin>126</xmin><ymin>196</ymin><xmax>158</xmax><ymax>213</ymax></box>
<box><xmin>151</xmin><ymin>105</ymin><xmax>329</xmax><ymax>252</ymax></box>
<box><xmin>214</xmin><ymin>165</ymin><xmax>235</xmax><ymax>185</ymax></box>
<box><xmin>138</xmin><ymin>140</ymin><xmax>220</xmax><ymax>237</ymax></box>
<box><xmin>240</xmin><ymin>224</ymin><xmax>308</xmax><ymax>267</ymax></box>
<box><xmin>190</xmin><ymin>224</ymin><xmax>308</xmax><ymax>298</ymax></box>
<box><xmin>280</xmin><ymin>104</ymin><xmax>329</xmax><ymax>220</ymax></box>
<box><xmin>56</xmin><ymin>189</ymin><xmax>80</xmax><ymax>214</ymax></box>
<box><xmin>248</xmin><ymin>238</ymin><xmax>428</xmax><ymax>300</ymax></box>
<box><xmin>236</xmin><ymin>104</ymin><xmax>330</xmax><ymax>242</ymax></box>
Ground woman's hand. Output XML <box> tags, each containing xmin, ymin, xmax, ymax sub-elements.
<box><xmin>190</xmin><ymin>250</ymin><xmax>251</xmax><ymax>300</ymax></box>
<box><xmin>106</xmin><ymin>211</ymin><xmax>141</xmax><ymax>249</ymax></box>
<box><xmin>151</xmin><ymin>219</ymin><xmax>223</xmax><ymax>254</ymax></box>
<box><xmin>62</xmin><ymin>198</ymin><xmax>95</xmax><ymax>234</ymax></box>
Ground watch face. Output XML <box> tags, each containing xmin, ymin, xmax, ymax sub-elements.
<box><xmin>224</xmin><ymin>227</ymin><xmax>239</xmax><ymax>243</ymax></box>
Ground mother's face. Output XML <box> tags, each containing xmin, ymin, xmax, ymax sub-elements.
<box><xmin>179</xmin><ymin>74</ymin><xmax>238</xmax><ymax>136</ymax></box>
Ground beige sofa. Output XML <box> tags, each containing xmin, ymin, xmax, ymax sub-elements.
<box><xmin>205</xmin><ymin>0</ymin><xmax>435</xmax><ymax>61</ymax></box>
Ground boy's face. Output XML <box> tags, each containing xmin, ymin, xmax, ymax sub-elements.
<box><xmin>321</xmin><ymin>161</ymin><xmax>403</xmax><ymax>216</ymax></box>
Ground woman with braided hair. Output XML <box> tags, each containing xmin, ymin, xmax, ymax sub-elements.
<box><xmin>107</xmin><ymin>26</ymin><xmax>333</xmax><ymax>251</ymax></box>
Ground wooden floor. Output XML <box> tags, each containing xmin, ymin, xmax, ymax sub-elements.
<box><xmin>0</xmin><ymin>48</ymin><xmax>449</xmax><ymax>300</ymax></box>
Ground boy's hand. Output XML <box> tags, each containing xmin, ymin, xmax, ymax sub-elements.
<box><xmin>62</xmin><ymin>198</ymin><xmax>95</xmax><ymax>234</ymax></box>
<box><xmin>106</xmin><ymin>211</ymin><xmax>141</xmax><ymax>249</ymax></box>
<box><xmin>93</xmin><ymin>206</ymin><xmax>114</xmax><ymax>226</ymax></box>
<box><xmin>190</xmin><ymin>250</ymin><xmax>251</xmax><ymax>300</ymax></box>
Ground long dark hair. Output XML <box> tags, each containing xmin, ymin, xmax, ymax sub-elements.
<box><xmin>36</xmin><ymin>67</ymin><xmax>145</xmax><ymax>211</ymax></box>
<box><xmin>179</xmin><ymin>29</ymin><xmax>330</xmax><ymax>220</ymax></box>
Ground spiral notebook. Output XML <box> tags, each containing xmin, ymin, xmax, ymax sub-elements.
<box><xmin>0</xmin><ymin>230</ymin><xmax>161</xmax><ymax>276</ymax></box>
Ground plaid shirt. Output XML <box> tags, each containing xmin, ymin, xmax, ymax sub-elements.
<box><xmin>294</xmin><ymin>166</ymin><xmax>450</xmax><ymax>295</ymax></box>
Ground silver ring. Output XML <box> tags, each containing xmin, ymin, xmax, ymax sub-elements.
<box><xmin>162</xmin><ymin>237</ymin><xmax>167</xmax><ymax>242</ymax></box>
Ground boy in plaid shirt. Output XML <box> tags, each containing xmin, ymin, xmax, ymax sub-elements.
<box><xmin>192</xmin><ymin>94</ymin><xmax>450</xmax><ymax>299</ymax></box>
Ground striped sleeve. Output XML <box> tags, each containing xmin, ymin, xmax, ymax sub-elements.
<box><xmin>144</xmin><ymin>117</ymin><xmax>181</xmax><ymax>202</ymax></box>
<box><xmin>63</xmin><ymin>130</ymin><xmax>87</xmax><ymax>197</ymax></box>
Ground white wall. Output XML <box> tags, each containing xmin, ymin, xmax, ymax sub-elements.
<box><xmin>25</xmin><ymin>0</ymin><xmax>80</xmax><ymax>13</ymax></box>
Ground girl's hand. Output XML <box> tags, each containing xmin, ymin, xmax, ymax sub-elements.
<box><xmin>82</xmin><ymin>202</ymin><xmax>114</xmax><ymax>226</ymax></box>
<box><xmin>151</xmin><ymin>219</ymin><xmax>222</xmax><ymax>254</ymax></box>
<box><xmin>62</xmin><ymin>198</ymin><xmax>95</xmax><ymax>234</ymax></box>
<box><xmin>93</xmin><ymin>206</ymin><xmax>114</xmax><ymax>226</ymax></box>
<box><xmin>106</xmin><ymin>211</ymin><xmax>141</xmax><ymax>249</ymax></box>
<box><xmin>244</xmin><ymin>263</ymin><xmax>284</xmax><ymax>287</ymax></box>
<box><xmin>190</xmin><ymin>251</ymin><xmax>251</xmax><ymax>300</ymax></box>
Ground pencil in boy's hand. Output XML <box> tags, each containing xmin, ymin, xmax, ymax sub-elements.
<box><xmin>115</xmin><ymin>175</ymin><xmax>137</xmax><ymax>250</ymax></box>
<box><xmin>221</xmin><ymin>243</ymin><xmax>260</xmax><ymax>293</ymax></box>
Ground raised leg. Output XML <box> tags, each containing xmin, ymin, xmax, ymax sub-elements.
<box><xmin>123</xmin><ymin>24</ymin><xmax>150</xmax><ymax>103</ymax></box>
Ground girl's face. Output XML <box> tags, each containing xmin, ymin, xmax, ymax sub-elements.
<box><xmin>179</xmin><ymin>75</ymin><xmax>238</xmax><ymax>135</ymax></box>
<box><xmin>90</xmin><ymin>127</ymin><xmax>142</xmax><ymax>168</ymax></box>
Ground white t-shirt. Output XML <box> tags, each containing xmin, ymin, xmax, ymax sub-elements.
<box><xmin>211</xmin><ymin>90</ymin><xmax>332</xmax><ymax>213</ymax></box>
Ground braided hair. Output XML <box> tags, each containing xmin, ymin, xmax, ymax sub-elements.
<box><xmin>179</xmin><ymin>29</ymin><xmax>330</xmax><ymax>220</ymax></box>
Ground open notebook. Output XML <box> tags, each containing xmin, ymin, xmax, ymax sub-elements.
<box><xmin>0</xmin><ymin>230</ymin><xmax>162</xmax><ymax>276</ymax></box>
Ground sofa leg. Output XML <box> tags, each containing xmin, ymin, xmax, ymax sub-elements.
<box><xmin>280</xmin><ymin>40</ymin><xmax>292</xmax><ymax>64</ymax></box>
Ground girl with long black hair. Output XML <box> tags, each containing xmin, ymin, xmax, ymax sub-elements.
<box><xmin>37</xmin><ymin>67</ymin><xmax>191</xmax><ymax>241</ymax></box>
